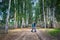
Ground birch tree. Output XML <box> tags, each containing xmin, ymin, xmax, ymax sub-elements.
<box><xmin>5</xmin><ymin>0</ymin><xmax>11</xmax><ymax>33</ymax></box>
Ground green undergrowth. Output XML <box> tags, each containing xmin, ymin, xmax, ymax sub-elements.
<box><xmin>48</xmin><ymin>28</ymin><xmax>60</xmax><ymax>37</ymax></box>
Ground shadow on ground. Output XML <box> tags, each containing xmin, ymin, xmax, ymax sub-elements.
<box><xmin>0</xmin><ymin>29</ymin><xmax>59</xmax><ymax>40</ymax></box>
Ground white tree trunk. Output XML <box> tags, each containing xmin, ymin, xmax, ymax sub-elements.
<box><xmin>49</xmin><ymin>8</ymin><xmax>51</xmax><ymax>20</ymax></box>
<box><xmin>14</xmin><ymin>8</ymin><xmax>17</xmax><ymax>28</ymax></box>
<box><xmin>26</xmin><ymin>12</ymin><xmax>29</xmax><ymax>27</ymax></box>
<box><xmin>5</xmin><ymin>0</ymin><xmax>11</xmax><ymax>33</ymax></box>
<box><xmin>21</xmin><ymin>17</ymin><xmax>25</xmax><ymax>28</ymax></box>
<box><xmin>42</xmin><ymin>0</ymin><xmax>46</xmax><ymax>28</ymax></box>
<box><xmin>48</xmin><ymin>8</ymin><xmax>52</xmax><ymax>27</ymax></box>
<box><xmin>47</xmin><ymin>7</ymin><xmax>49</xmax><ymax>22</ymax></box>
<box><xmin>14</xmin><ymin>0</ymin><xmax>17</xmax><ymax>28</ymax></box>
<box><xmin>53</xmin><ymin>7</ymin><xmax>55</xmax><ymax>28</ymax></box>
<box><xmin>26</xmin><ymin>18</ymin><xmax>28</xmax><ymax>26</ymax></box>
<box><xmin>46</xmin><ymin>7</ymin><xmax>49</xmax><ymax>27</ymax></box>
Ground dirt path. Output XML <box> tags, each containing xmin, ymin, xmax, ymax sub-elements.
<box><xmin>0</xmin><ymin>29</ymin><xmax>57</xmax><ymax>40</ymax></box>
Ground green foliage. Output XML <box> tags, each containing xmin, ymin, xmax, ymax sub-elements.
<box><xmin>48</xmin><ymin>29</ymin><xmax>60</xmax><ymax>37</ymax></box>
<box><xmin>0</xmin><ymin>0</ymin><xmax>60</xmax><ymax>27</ymax></box>
<box><xmin>55</xmin><ymin>0</ymin><xmax>60</xmax><ymax>22</ymax></box>
<box><xmin>0</xmin><ymin>0</ymin><xmax>8</xmax><ymax>25</ymax></box>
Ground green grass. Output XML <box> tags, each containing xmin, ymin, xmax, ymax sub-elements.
<box><xmin>48</xmin><ymin>28</ymin><xmax>60</xmax><ymax>37</ymax></box>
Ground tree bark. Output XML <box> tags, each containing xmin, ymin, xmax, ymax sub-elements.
<box><xmin>42</xmin><ymin>0</ymin><xmax>46</xmax><ymax>28</ymax></box>
<box><xmin>14</xmin><ymin>0</ymin><xmax>17</xmax><ymax>28</ymax></box>
<box><xmin>53</xmin><ymin>7</ymin><xmax>55</xmax><ymax>28</ymax></box>
<box><xmin>5</xmin><ymin>0</ymin><xmax>11</xmax><ymax>33</ymax></box>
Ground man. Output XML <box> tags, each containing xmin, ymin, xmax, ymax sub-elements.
<box><xmin>31</xmin><ymin>22</ymin><xmax>36</xmax><ymax>32</ymax></box>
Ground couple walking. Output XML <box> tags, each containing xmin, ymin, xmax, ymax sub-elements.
<box><xmin>31</xmin><ymin>22</ymin><xmax>36</xmax><ymax>32</ymax></box>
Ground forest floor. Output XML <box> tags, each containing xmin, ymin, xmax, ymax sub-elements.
<box><xmin>0</xmin><ymin>28</ymin><xmax>59</xmax><ymax>40</ymax></box>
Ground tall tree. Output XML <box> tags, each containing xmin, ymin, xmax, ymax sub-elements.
<box><xmin>5</xmin><ymin>0</ymin><xmax>11</xmax><ymax>33</ymax></box>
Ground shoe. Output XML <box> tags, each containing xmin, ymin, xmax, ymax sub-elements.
<box><xmin>31</xmin><ymin>30</ymin><xmax>33</xmax><ymax>32</ymax></box>
<box><xmin>34</xmin><ymin>30</ymin><xmax>36</xmax><ymax>32</ymax></box>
